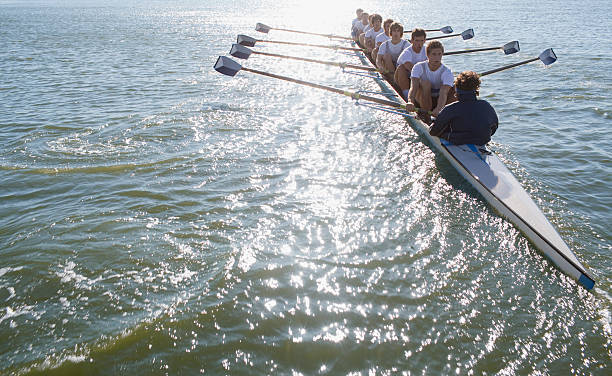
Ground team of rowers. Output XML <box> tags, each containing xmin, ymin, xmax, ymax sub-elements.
<box><xmin>351</xmin><ymin>9</ymin><xmax>498</xmax><ymax>146</ymax></box>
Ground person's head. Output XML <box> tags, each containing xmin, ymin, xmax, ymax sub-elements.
<box><xmin>371</xmin><ymin>14</ymin><xmax>382</xmax><ymax>29</ymax></box>
<box><xmin>382</xmin><ymin>19</ymin><xmax>393</xmax><ymax>35</ymax></box>
<box><xmin>454</xmin><ymin>70</ymin><xmax>481</xmax><ymax>95</ymax></box>
<box><xmin>356</xmin><ymin>8</ymin><xmax>363</xmax><ymax>18</ymax></box>
<box><xmin>361</xmin><ymin>12</ymin><xmax>369</xmax><ymax>23</ymax></box>
<box><xmin>389</xmin><ymin>22</ymin><xmax>404</xmax><ymax>39</ymax></box>
<box><xmin>426</xmin><ymin>40</ymin><xmax>444</xmax><ymax>66</ymax></box>
<box><xmin>410</xmin><ymin>28</ymin><xmax>426</xmax><ymax>51</ymax></box>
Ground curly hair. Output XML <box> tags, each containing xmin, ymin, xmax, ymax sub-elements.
<box><xmin>426</xmin><ymin>40</ymin><xmax>444</xmax><ymax>55</ymax></box>
<box><xmin>389</xmin><ymin>22</ymin><xmax>404</xmax><ymax>34</ymax></box>
<box><xmin>454</xmin><ymin>70</ymin><xmax>481</xmax><ymax>93</ymax></box>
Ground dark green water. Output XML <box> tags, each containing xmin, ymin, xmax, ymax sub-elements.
<box><xmin>1</xmin><ymin>0</ymin><xmax>610</xmax><ymax>374</ymax></box>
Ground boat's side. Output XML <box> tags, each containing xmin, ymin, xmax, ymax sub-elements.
<box><xmin>353</xmin><ymin>44</ymin><xmax>595</xmax><ymax>289</ymax></box>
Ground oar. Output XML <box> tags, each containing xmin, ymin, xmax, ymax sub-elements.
<box><xmin>237</xmin><ymin>34</ymin><xmax>362</xmax><ymax>52</ymax></box>
<box><xmin>429</xmin><ymin>28</ymin><xmax>474</xmax><ymax>40</ymax></box>
<box><xmin>445</xmin><ymin>41</ymin><xmax>519</xmax><ymax>56</ymax></box>
<box><xmin>229</xmin><ymin>44</ymin><xmax>377</xmax><ymax>72</ymax></box>
<box><xmin>213</xmin><ymin>56</ymin><xmax>416</xmax><ymax>111</ymax></box>
<box><xmin>404</xmin><ymin>26</ymin><xmax>453</xmax><ymax>34</ymax></box>
<box><xmin>479</xmin><ymin>48</ymin><xmax>557</xmax><ymax>76</ymax></box>
<box><xmin>255</xmin><ymin>23</ymin><xmax>352</xmax><ymax>40</ymax></box>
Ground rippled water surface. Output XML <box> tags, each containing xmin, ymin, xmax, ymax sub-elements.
<box><xmin>1</xmin><ymin>0</ymin><xmax>610</xmax><ymax>374</ymax></box>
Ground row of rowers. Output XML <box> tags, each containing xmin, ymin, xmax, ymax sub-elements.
<box><xmin>351</xmin><ymin>10</ymin><xmax>453</xmax><ymax>119</ymax></box>
<box><xmin>351</xmin><ymin>9</ymin><xmax>499</xmax><ymax>147</ymax></box>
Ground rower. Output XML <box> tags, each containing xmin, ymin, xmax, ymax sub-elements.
<box><xmin>372</xmin><ymin>18</ymin><xmax>393</xmax><ymax>62</ymax></box>
<box><xmin>376</xmin><ymin>22</ymin><xmax>409</xmax><ymax>77</ymax></box>
<box><xmin>353</xmin><ymin>12</ymin><xmax>369</xmax><ymax>42</ymax></box>
<box><xmin>429</xmin><ymin>70</ymin><xmax>499</xmax><ymax>145</ymax></box>
<box><xmin>351</xmin><ymin>9</ymin><xmax>364</xmax><ymax>39</ymax></box>
<box><xmin>364</xmin><ymin>14</ymin><xmax>383</xmax><ymax>54</ymax></box>
<box><xmin>394</xmin><ymin>28</ymin><xmax>427</xmax><ymax>100</ymax></box>
<box><xmin>407</xmin><ymin>40</ymin><xmax>455</xmax><ymax>122</ymax></box>
<box><xmin>358</xmin><ymin>14</ymin><xmax>375</xmax><ymax>47</ymax></box>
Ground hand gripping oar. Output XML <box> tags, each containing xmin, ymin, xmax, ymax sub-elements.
<box><xmin>479</xmin><ymin>48</ymin><xmax>557</xmax><ymax>76</ymax></box>
<box><xmin>213</xmin><ymin>56</ymin><xmax>415</xmax><ymax>112</ymax></box>
<box><xmin>445</xmin><ymin>41</ymin><xmax>519</xmax><ymax>56</ymax></box>
<box><xmin>404</xmin><ymin>26</ymin><xmax>453</xmax><ymax>34</ymax></box>
<box><xmin>428</xmin><ymin>28</ymin><xmax>475</xmax><ymax>40</ymax></box>
<box><xmin>229</xmin><ymin>44</ymin><xmax>377</xmax><ymax>72</ymax></box>
<box><xmin>255</xmin><ymin>23</ymin><xmax>352</xmax><ymax>40</ymax></box>
<box><xmin>237</xmin><ymin>34</ymin><xmax>362</xmax><ymax>52</ymax></box>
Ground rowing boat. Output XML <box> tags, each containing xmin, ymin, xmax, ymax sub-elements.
<box><xmin>214</xmin><ymin>24</ymin><xmax>596</xmax><ymax>290</ymax></box>
<box><xmin>352</xmin><ymin>41</ymin><xmax>595</xmax><ymax>290</ymax></box>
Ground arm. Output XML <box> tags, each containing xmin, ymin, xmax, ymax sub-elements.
<box><xmin>490</xmin><ymin>106</ymin><xmax>499</xmax><ymax>136</ymax></box>
<box><xmin>429</xmin><ymin>106</ymin><xmax>452</xmax><ymax>137</ymax></box>
<box><xmin>382</xmin><ymin>53</ymin><xmax>395</xmax><ymax>74</ymax></box>
<box><xmin>433</xmin><ymin>85</ymin><xmax>451</xmax><ymax>116</ymax></box>
<box><xmin>408</xmin><ymin>77</ymin><xmax>419</xmax><ymax>105</ymax></box>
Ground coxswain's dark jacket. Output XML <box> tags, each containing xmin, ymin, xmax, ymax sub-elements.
<box><xmin>429</xmin><ymin>90</ymin><xmax>498</xmax><ymax>145</ymax></box>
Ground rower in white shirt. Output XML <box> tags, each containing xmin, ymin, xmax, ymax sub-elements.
<box><xmin>358</xmin><ymin>14</ymin><xmax>375</xmax><ymax>47</ymax></box>
<box><xmin>363</xmin><ymin>14</ymin><xmax>383</xmax><ymax>54</ymax></box>
<box><xmin>407</xmin><ymin>40</ymin><xmax>456</xmax><ymax>122</ymax></box>
<box><xmin>352</xmin><ymin>12</ymin><xmax>369</xmax><ymax>42</ymax></box>
<box><xmin>351</xmin><ymin>8</ymin><xmax>364</xmax><ymax>39</ymax></box>
<box><xmin>372</xmin><ymin>18</ymin><xmax>393</xmax><ymax>62</ymax></box>
<box><xmin>376</xmin><ymin>22</ymin><xmax>410</xmax><ymax>77</ymax></box>
<box><xmin>394</xmin><ymin>28</ymin><xmax>428</xmax><ymax>100</ymax></box>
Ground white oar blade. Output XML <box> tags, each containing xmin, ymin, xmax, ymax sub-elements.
<box><xmin>237</xmin><ymin>34</ymin><xmax>257</xmax><ymax>47</ymax></box>
<box><xmin>539</xmin><ymin>48</ymin><xmax>557</xmax><ymax>65</ymax></box>
<box><xmin>440</xmin><ymin>26</ymin><xmax>453</xmax><ymax>34</ymax></box>
<box><xmin>214</xmin><ymin>56</ymin><xmax>242</xmax><ymax>77</ymax></box>
<box><xmin>255</xmin><ymin>23</ymin><xmax>271</xmax><ymax>33</ymax></box>
<box><xmin>461</xmin><ymin>28</ymin><xmax>475</xmax><ymax>40</ymax></box>
<box><xmin>230</xmin><ymin>43</ymin><xmax>252</xmax><ymax>59</ymax></box>
<box><xmin>503</xmin><ymin>41</ymin><xmax>520</xmax><ymax>55</ymax></box>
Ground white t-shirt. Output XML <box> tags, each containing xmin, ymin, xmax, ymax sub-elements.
<box><xmin>397</xmin><ymin>44</ymin><xmax>427</xmax><ymax>66</ymax></box>
<box><xmin>375</xmin><ymin>32</ymin><xmax>390</xmax><ymax>46</ymax></box>
<box><xmin>352</xmin><ymin>18</ymin><xmax>361</xmax><ymax>29</ymax></box>
<box><xmin>363</xmin><ymin>25</ymin><xmax>372</xmax><ymax>35</ymax></box>
<box><xmin>378</xmin><ymin>39</ymin><xmax>409</xmax><ymax>66</ymax></box>
<box><xmin>364</xmin><ymin>27</ymin><xmax>383</xmax><ymax>41</ymax></box>
<box><xmin>411</xmin><ymin>61</ymin><xmax>454</xmax><ymax>97</ymax></box>
<box><xmin>354</xmin><ymin>21</ymin><xmax>367</xmax><ymax>33</ymax></box>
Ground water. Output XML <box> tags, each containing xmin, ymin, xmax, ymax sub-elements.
<box><xmin>1</xmin><ymin>0</ymin><xmax>610</xmax><ymax>374</ymax></box>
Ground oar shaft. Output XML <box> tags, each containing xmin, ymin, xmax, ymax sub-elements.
<box><xmin>428</xmin><ymin>33</ymin><xmax>461</xmax><ymax>40</ymax></box>
<box><xmin>271</xmin><ymin>27</ymin><xmax>351</xmax><ymax>40</ymax></box>
<box><xmin>445</xmin><ymin>46</ymin><xmax>500</xmax><ymax>55</ymax></box>
<box><xmin>252</xmin><ymin>50</ymin><xmax>376</xmax><ymax>71</ymax></box>
<box><xmin>241</xmin><ymin>67</ymin><xmax>404</xmax><ymax>109</ymax></box>
<box><xmin>479</xmin><ymin>57</ymin><xmax>539</xmax><ymax>76</ymax></box>
<box><xmin>257</xmin><ymin>39</ymin><xmax>361</xmax><ymax>51</ymax></box>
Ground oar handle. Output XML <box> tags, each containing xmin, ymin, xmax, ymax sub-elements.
<box><xmin>271</xmin><ymin>27</ymin><xmax>352</xmax><ymax>40</ymax></box>
<box><xmin>257</xmin><ymin>39</ymin><xmax>362</xmax><ymax>51</ymax></box>
<box><xmin>241</xmin><ymin>67</ymin><xmax>409</xmax><ymax>110</ymax></box>
<box><xmin>479</xmin><ymin>57</ymin><xmax>539</xmax><ymax>76</ymax></box>
<box><xmin>252</xmin><ymin>51</ymin><xmax>376</xmax><ymax>72</ymax></box>
<box><xmin>445</xmin><ymin>46</ymin><xmax>500</xmax><ymax>55</ymax></box>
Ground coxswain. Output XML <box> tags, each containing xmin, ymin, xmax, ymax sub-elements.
<box><xmin>351</xmin><ymin>9</ymin><xmax>364</xmax><ymax>40</ymax></box>
<box><xmin>376</xmin><ymin>22</ymin><xmax>409</xmax><ymax>77</ymax></box>
<box><xmin>407</xmin><ymin>40</ymin><xmax>455</xmax><ymax>122</ymax></box>
<box><xmin>372</xmin><ymin>18</ymin><xmax>393</xmax><ymax>62</ymax></box>
<box><xmin>429</xmin><ymin>71</ymin><xmax>499</xmax><ymax>145</ymax></box>
<box><xmin>364</xmin><ymin>14</ymin><xmax>383</xmax><ymax>54</ymax></box>
<box><xmin>394</xmin><ymin>28</ymin><xmax>427</xmax><ymax>100</ymax></box>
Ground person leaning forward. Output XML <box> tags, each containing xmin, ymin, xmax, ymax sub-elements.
<box><xmin>429</xmin><ymin>71</ymin><xmax>499</xmax><ymax>146</ymax></box>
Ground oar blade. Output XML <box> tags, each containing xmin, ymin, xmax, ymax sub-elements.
<box><xmin>502</xmin><ymin>41</ymin><xmax>520</xmax><ymax>55</ymax></box>
<box><xmin>255</xmin><ymin>23</ymin><xmax>271</xmax><ymax>33</ymax></box>
<box><xmin>214</xmin><ymin>56</ymin><xmax>242</xmax><ymax>77</ymax></box>
<box><xmin>440</xmin><ymin>26</ymin><xmax>453</xmax><ymax>34</ymax></box>
<box><xmin>230</xmin><ymin>43</ymin><xmax>252</xmax><ymax>59</ymax></box>
<box><xmin>237</xmin><ymin>34</ymin><xmax>257</xmax><ymax>47</ymax></box>
<box><xmin>539</xmin><ymin>48</ymin><xmax>557</xmax><ymax>65</ymax></box>
<box><xmin>461</xmin><ymin>28</ymin><xmax>475</xmax><ymax>40</ymax></box>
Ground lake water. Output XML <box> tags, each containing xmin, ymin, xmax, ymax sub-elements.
<box><xmin>1</xmin><ymin>0</ymin><xmax>610</xmax><ymax>374</ymax></box>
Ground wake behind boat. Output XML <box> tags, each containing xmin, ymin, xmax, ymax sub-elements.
<box><xmin>213</xmin><ymin>17</ymin><xmax>595</xmax><ymax>290</ymax></box>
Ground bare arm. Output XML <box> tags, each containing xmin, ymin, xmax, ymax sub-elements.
<box><xmin>433</xmin><ymin>85</ymin><xmax>451</xmax><ymax>116</ymax></box>
<box><xmin>408</xmin><ymin>77</ymin><xmax>420</xmax><ymax>105</ymax></box>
